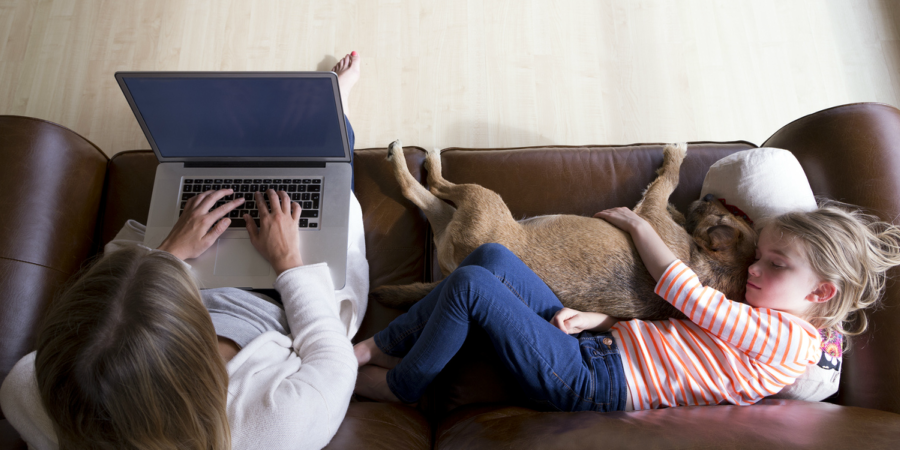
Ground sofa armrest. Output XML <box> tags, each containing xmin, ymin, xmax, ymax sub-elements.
<box><xmin>0</xmin><ymin>116</ymin><xmax>108</xmax><ymax>422</ymax></box>
<box><xmin>763</xmin><ymin>102</ymin><xmax>900</xmax><ymax>414</ymax></box>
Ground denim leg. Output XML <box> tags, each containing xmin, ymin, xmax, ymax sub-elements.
<box><xmin>383</xmin><ymin>264</ymin><xmax>619</xmax><ymax>411</ymax></box>
<box><xmin>344</xmin><ymin>115</ymin><xmax>355</xmax><ymax>192</ymax></box>
<box><xmin>374</xmin><ymin>244</ymin><xmax>564</xmax><ymax>357</ymax></box>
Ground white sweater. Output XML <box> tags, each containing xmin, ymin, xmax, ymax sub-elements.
<box><xmin>0</xmin><ymin>195</ymin><xmax>368</xmax><ymax>450</ymax></box>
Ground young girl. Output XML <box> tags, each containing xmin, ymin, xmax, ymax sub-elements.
<box><xmin>354</xmin><ymin>201</ymin><xmax>900</xmax><ymax>411</ymax></box>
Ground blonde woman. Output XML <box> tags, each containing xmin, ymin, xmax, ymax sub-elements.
<box><xmin>1</xmin><ymin>53</ymin><xmax>366</xmax><ymax>450</ymax></box>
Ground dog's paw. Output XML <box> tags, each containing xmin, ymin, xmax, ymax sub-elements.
<box><xmin>664</xmin><ymin>142</ymin><xmax>687</xmax><ymax>160</ymax></box>
<box><xmin>387</xmin><ymin>140</ymin><xmax>403</xmax><ymax>161</ymax></box>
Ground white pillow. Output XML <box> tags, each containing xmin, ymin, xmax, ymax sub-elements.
<box><xmin>700</xmin><ymin>147</ymin><xmax>839</xmax><ymax>402</ymax></box>
<box><xmin>700</xmin><ymin>147</ymin><xmax>816</xmax><ymax>224</ymax></box>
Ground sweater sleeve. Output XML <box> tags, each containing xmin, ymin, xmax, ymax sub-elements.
<box><xmin>655</xmin><ymin>260</ymin><xmax>821</xmax><ymax>379</ymax></box>
<box><xmin>0</xmin><ymin>352</ymin><xmax>58</xmax><ymax>450</ymax></box>
<box><xmin>224</xmin><ymin>263</ymin><xmax>357</xmax><ymax>450</ymax></box>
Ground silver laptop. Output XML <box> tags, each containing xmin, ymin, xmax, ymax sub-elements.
<box><xmin>116</xmin><ymin>72</ymin><xmax>351</xmax><ymax>289</ymax></box>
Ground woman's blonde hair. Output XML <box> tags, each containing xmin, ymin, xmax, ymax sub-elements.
<box><xmin>761</xmin><ymin>200</ymin><xmax>900</xmax><ymax>341</ymax></box>
<box><xmin>35</xmin><ymin>246</ymin><xmax>231</xmax><ymax>450</ymax></box>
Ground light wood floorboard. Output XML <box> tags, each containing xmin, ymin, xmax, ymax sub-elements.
<box><xmin>1</xmin><ymin>0</ymin><xmax>899</xmax><ymax>155</ymax></box>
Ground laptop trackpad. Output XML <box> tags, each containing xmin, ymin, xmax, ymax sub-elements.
<box><xmin>214</xmin><ymin>239</ymin><xmax>272</xmax><ymax>276</ymax></box>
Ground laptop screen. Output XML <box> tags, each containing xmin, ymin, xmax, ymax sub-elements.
<box><xmin>117</xmin><ymin>74</ymin><xmax>349</xmax><ymax>161</ymax></box>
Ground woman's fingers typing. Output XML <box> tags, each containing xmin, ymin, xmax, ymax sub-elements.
<box><xmin>157</xmin><ymin>188</ymin><xmax>244</xmax><ymax>260</ymax></box>
<box><xmin>243</xmin><ymin>189</ymin><xmax>304</xmax><ymax>274</ymax></box>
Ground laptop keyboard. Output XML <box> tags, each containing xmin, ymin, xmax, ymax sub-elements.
<box><xmin>179</xmin><ymin>178</ymin><xmax>322</xmax><ymax>229</ymax></box>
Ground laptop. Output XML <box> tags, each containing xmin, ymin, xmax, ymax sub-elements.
<box><xmin>116</xmin><ymin>72</ymin><xmax>352</xmax><ymax>289</ymax></box>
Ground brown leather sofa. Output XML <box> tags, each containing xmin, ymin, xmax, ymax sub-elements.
<box><xmin>2</xmin><ymin>103</ymin><xmax>900</xmax><ymax>449</ymax></box>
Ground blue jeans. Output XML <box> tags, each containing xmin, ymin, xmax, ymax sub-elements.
<box><xmin>373</xmin><ymin>244</ymin><xmax>628</xmax><ymax>412</ymax></box>
<box><xmin>344</xmin><ymin>115</ymin><xmax>355</xmax><ymax>191</ymax></box>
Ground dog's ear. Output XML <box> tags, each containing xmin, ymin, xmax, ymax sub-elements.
<box><xmin>699</xmin><ymin>225</ymin><xmax>739</xmax><ymax>252</ymax></box>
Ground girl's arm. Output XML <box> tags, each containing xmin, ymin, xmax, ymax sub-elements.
<box><xmin>597</xmin><ymin>207</ymin><xmax>821</xmax><ymax>378</ymax></box>
<box><xmin>594</xmin><ymin>207</ymin><xmax>676</xmax><ymax>281</ymax></box>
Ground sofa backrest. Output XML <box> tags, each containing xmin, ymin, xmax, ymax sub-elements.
<box><xmin>428</xmin><ymin>143</ymin><xmax>754</xmax><ymax>282</ymax></box>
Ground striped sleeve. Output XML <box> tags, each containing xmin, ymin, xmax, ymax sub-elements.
<box><xmin>654</xmin><ymin>260</ymin><xmax>820</xmax><ymax>377</ymax></box>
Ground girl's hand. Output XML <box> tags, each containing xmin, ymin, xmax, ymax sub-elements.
<box><xmin>595</xmin><ymin>206</ymin><xmax>677</xmax><ymax>281</ymax></box>
<box><xmin>245</xmin><ymin>189</ymin><xmax>304</xmax><ymax>275</ymax></box>
<box><xmin>593</xmin><ymin>207</ymin><xmax>649</xmax><ymax>234</ymax></box>
<box><xmin>551</xmin><ymin>308</ymin><xmax>615</xmax><ymax>334</ymax></box>
<box><xmin>158</xmin><ymin>189</ymin><xmax>245</xmax><ymax>260</ymax></box>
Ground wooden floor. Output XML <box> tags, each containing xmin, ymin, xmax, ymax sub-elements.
<box><xmin>1</xmin><ymin>0</ymin><xmax>899</xmax><ymax>156</ymax></box>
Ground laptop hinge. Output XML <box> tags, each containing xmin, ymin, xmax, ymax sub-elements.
<box><xmin>184</xmin><ymin>161</ymin><xmax>327</xmax><ymax>168</ymax></box>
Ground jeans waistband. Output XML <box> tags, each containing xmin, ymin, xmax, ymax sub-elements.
<box><xmin>577</xmin><ymin>331</ymin><xmax>620</xmax><ymax>355</ymax></box>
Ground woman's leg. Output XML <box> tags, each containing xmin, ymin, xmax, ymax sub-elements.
<box><xmin>373</xmin><ymin>244</ymin><xmax>563</xmax><ymax>358</ymax></box>
<box><xmin>332</xmin><ymin>51</ymin><xmax>359</xmax><ymax>191</ymax></box>
<box><xmin>344</xmin><ymin>115</ymin><xmax>355</xmax><ymax>191</ymax></box>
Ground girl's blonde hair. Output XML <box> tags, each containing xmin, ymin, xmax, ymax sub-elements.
<box><xmin>762</xmin><ymin>200</ymin><xmax>900</xmax><ymax>341</ymax></box>
<box><xmin>35</xmin><ymin>246</ymin><xmax>231</xmax><ymax>450</ymax></box>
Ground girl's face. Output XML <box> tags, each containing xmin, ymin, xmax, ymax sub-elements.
<box><xmin>745</xmin><ymin>225</ymin><xmax>831</xmax><ymax>318</ymax></box>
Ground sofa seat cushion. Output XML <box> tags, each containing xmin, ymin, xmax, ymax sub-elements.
<box><xmin>353</xmin><ymin>147</ymin><xmax>431</xmax><ymax>341</ymax></box>
<box><xmin>0</xmin><ymin>418</ymin><xmax>24</xmax><ymax>450</ymax></box>
<box><xmin>435</xmin><ymin>400</ymin><xmax>900</xmax><ymax>449</ymax></box>
<box><xmin>324</xmin><ymin>402</ymin><xmax>431</xmax><ymax>450</ymax></box>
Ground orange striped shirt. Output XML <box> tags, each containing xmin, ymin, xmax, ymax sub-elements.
<box><xmin>609</xmin><ymin>260</ymin><xmax>821</xmax><ymax>410</ymax></box>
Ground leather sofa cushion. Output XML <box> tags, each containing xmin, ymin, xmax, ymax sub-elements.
<box><xmin>434</xmin><ymin>400</ymin><xmax>900</xmax><ymax>449</ymax></box>
<box><xmin>325</xmin><ymin>402</ymin><xmax>431</xmax><ymax>449</ymax></box>
<box><xmin>428</xmin><ymin>142</ymin><xmax>754</xmax><ymax>281</ymax></box>
<box><xmin>98</xmin><ymin>150</ymin><xmax>159</xmax><ymax>246</ymax></box>
<box><xmin>353</xmin><ymin>147</ymin><xmax>430</xmax><ymax>342</ymax></box>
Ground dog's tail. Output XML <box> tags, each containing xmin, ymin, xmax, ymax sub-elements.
<box><xmin>370</xmin><ymin>281</ymin><xmax>440</xmax><ymax>309</ymax></box>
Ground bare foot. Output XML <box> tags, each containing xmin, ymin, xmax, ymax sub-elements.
<box><xmin>355</xmin><ymin>365</ymin><xmax>403</xmax><ymax>403</ymax></box>
<box><xmin>332</xmin><ymin>51</ymin><xmax>360</xmax><ymax>117</ymax></box>
<box><xmin>354</xmin><ymin>337</ymin><xmax>402</xmax><ymax>369</ymax></box>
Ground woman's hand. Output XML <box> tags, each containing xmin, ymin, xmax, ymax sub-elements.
<box><xmin>551</xmin><ymin>308</ymin><xmax>616</xmax><ymax>334</ymax></box>
<box><xmin>245</xmin><ymin>189</ymin><xmax>304</xmax><ymax>275</ymax></box>
<box><xmin>157</xmin><ymin>189</ymin><xmax>245</xmax><ymax>260</ymax></box>
<box><xmin>593</xmin><ymin>207</ymin><xmax>649</xmax><ymax>234</ymax></box>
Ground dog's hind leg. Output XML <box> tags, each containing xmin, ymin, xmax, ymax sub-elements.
<box><xmin>633</xmin><ymin>143</ymin><xmax>686</xmax><ymax>218</ymax></box>
<box><xmin>388</xmin><ymin>141</ymin><xmax>457</xmax><ymax>235</ymax></box>
<box><xmin>423</xmin><ymin>150</ymin><xmax>524</xmax><ymax>265</ymax></box>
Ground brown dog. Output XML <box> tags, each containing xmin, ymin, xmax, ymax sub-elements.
<box><xmin>373</xmin><ymin>142</ymin><xmax>757</xmax><ymax>320</ymax></box>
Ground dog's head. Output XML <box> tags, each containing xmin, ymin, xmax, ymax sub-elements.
<box><xmin>685</xmin><ymin>194</ymin><xmax>757</xmax><ymax>302</ymax></box>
